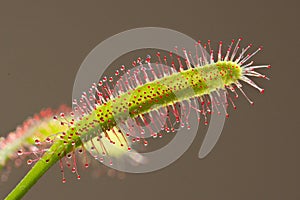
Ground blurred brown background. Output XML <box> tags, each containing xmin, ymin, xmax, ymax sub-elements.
<box><xmin>0</xmin><ymin>0</ymin><xmax>299</xmax><ymax>199</ymax></box>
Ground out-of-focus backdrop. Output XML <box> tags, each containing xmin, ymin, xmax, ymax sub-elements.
<box><xmin>0</xmin><ymin>1</ymin><xmax>299</xmax><ymax>199</ymax></box>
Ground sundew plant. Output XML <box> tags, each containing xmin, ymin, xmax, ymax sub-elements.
<box><xmin>0</xmin><ymin>38</ymin><xmax>270</xmax><ymax>199</ymax></box>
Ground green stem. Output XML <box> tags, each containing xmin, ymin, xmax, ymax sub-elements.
<box><xmin>5</xmin><ymin>155</ymin><xmax>57</xmax><ymax>200</ymax></box>
<box><xmin>5</xmin><ymin>137</ymin><xmax>82</xmax><ymax>200</ymax></box>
